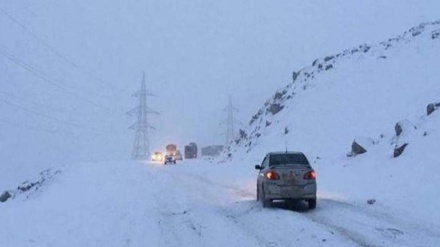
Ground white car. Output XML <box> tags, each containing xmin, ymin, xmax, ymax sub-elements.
<box><xmin>255</xmin><ymin>152</ymin><xmax>317</xmax><ymax>209</ymax></box>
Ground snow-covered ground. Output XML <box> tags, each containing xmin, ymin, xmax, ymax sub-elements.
<box><xmin>1</xmin><ymin>159</ymin><xmax>439</xmax><ymax>246</ymax></box>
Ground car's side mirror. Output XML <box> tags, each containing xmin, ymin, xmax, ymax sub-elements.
<box><xmin>255</xmin><ymin>165</ymin><xmax>262</xmax><ymax>170</ymax></box>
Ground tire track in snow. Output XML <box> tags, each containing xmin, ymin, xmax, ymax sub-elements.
<box><xmin>160</xmin><ymin>164</ymin><xmax>440</xmax><ymax>246</ymax></box>
<box><xmin>163</xmin><ymin>170</ymin><xmax>283</xmax><ymax>247</ymax></box>
<box><xmin>160</xmin><ymin>167</ymin><xmax>344</xmax><ymax>247</ymax></box>
<box><xmin>156</xmin><ymin>166</ymin><xmax>285</xmax><ymax>247</ymax></box>
<box><xmin>220</xmin><ymin>205</ymin><xmax>285</xmax><ymax>247</ymax></box>
<box><xmin>190</xmin><ymin>166</ymin><xmax>440</xmax><ymax>246</ymax></box>
<box><xmin>147</xmin><ymin>164</ymin><xmax>264</xmax><ymax>247</ymax></box>
<box><xmin>165</xmin><ymin>168</ymin><xmax>255</xmax><ymax>198</ymax></box>
<box><xmin>303</xmin><ymin>198</ymin><xmax>440</xmax><ymax>247</ymax></box>
<box><xmin>144</xmin><ymin>165</ymin><xmax>191</xmax><ymax>247</ymax></box>
<box><xmin>111</xmin><ymin>163</ymin><xmax>164</xmax><ymax>247</ymax></box>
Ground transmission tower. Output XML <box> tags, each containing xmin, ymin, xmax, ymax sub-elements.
<box><xmin>127</xmin><ymin>72</ymin><xmax>158</xmax><ymax>160</ymax></box>
<box><xmin>221</xmin><ymin>95</ymin><xmax>240</xmax><ymax>147</ymax></box>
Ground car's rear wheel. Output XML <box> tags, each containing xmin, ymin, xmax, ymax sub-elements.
<box><xmin>256</xmin><ymin>186</ymin><xmax>260</xmax><ymax>202</ymax></box>
<box><xmin>308</xmin><ymin>199</ymin><xmax>317</xmax><ymax>209</ymax></box>
<box><xmin>260</xmin><ymin>186</ymin><xmax>271</xmax><ymax>208</ymax></box>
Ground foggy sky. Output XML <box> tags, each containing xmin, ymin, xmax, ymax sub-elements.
<box><xmin>1</xmin><ymin>0</ymin><xmax>439</xmax><ymax>170</ymax></box>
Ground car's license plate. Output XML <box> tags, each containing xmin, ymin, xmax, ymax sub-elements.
<box><xmin>282</xmin><ymin>172</ymin><xmax>296</xmax><ymax>185</ymax></box>
<box><xmin>283</xmin><ymin>186</ymin><xmax>302</xmax><ymax>195</ymax></box>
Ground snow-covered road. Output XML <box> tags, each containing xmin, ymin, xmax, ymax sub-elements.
<box><xmin>1</xmin><ymin>160</ymin><xmax>439</xmax><ymax>247</ymax></box>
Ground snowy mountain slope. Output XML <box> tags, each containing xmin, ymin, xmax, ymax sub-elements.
<box><xmin>231</xmin><ymin>20</ymin><xmax>440</xmax><ymax>156</ymax></box>
<box><xmin>222</xmin><ymin>20</ymin><xmax>440</xmax><ymax>227</ymax></box>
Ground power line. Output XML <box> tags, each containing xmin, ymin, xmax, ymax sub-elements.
<box><xmin>0</xmin><ymin>6</ymin><xmax>129</xmax><ymax>95</ymax></box>
<box><xmin>0</xmin><ymin>117</ymin><xmax>113</xmax><ymax>136</ymax></box>
<box><xmin>0</xmin><ymin>90</ymin><xmax>84</xmax><ymax>117</ymax></box>
<box><xmin>0</xmin><ymin>97</ymin><xmax>91</xmax><ymax>129</ymax></box>
<box><xmin>0</xmin><ymin>117</ymin><xmax>79</xmax><ymax>135</ymax></box>
<box><xmin>0</xmin><ymin>97</ymin><xmax>125</xmax><ymax>135</ymax></box>
<box><xmin>0</xmin><ymin>56</ymin><xmax>125</xmax><ymax>137</ymax></box>
<box><xmin>0</xmin><ymin>7</ymin><xmax>146</xmax><ymax>138</ymax></box>
<box><xmin>0</xmin><ymin>100</ymin><xmax>126</xmax><ymax>136</ymax></box>
<box><xmin>0</xmin><ymin>46</ymin><xmax>113</xmax><ymax>112</ymax></box>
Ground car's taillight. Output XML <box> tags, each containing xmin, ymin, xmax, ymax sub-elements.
<box><xmin>265</xmin><ymin>171</ymin><xmax>280</xmax><ymax>180</ymax></box>
<box><xmin>303</xmin><ymin>171</ymin><xmax>316</xmax><ymax>180</ymax></box>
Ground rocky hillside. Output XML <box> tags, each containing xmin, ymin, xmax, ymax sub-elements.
<box><xmin>226</xmin><ymin>20</ymin><xmax>440</xmax><ymax>161</ymax></box>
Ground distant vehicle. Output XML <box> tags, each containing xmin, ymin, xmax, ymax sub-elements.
<box><xmin>184</xmin><ymin>142</ymin><xmax>198</xmax><ymax>159</ymax></box>
<box><xmin>174</xmin><ymin>150</ymin><xmax>183</xmax><ymax>160</ymax></box>
<box><xmin>151</xmin><ymin>151</ymin><xmax>163</xmax><ymax>162</ymax></box>
<box><xmin>255</xmin><ymin>152</ymin><xmax>317</xmax><ymax>209</ymax></box>
<box><xmin>166</xmin><ymin>144</ymin><xmax>177</xmax><ymax>156</ymax></box>
<box><xmin>164</xmin><ymin>154</ymin><xmax>176</xmax><ymax>165</ymax></box>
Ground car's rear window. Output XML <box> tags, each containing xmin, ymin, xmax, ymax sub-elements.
<box><xmin>269</xmin><ymin>154</ymin><xmax>309</xmax><ymax>166</ymax></box>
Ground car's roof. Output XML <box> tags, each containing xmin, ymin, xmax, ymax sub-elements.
<box><xmin>267</xmin><ymin>151</ymin><xmax>304</xmax><ymax>155</ymax></box>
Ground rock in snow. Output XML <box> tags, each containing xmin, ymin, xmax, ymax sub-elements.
<box><xmin>394</xmin><ymin>120</ymin><xmax>417</xmax><ymax>136</ymax></box>
<box><xmin>393</xmin><ymin>143</ymin><xmax>409</xmax><ymax>158</ymax></box>
<box><xmin>0</xmin><ymin>191</ymin><xmax>12</xmax><ymax>203</ymax></box>
<box><xmin>268</xmin><ymin>103</ymin><xmax>284</xmax><ymax>115</ymax></box>
<box><xmin>427</xmin><ymin>102</ymin><xmax>440</xmax><ymax>115</ymax></box>
<box><xmin>348</xmin><ymin>137</ymin><xmax>375</xmax><ymax>156</ymax></box>
<box><xmin>367</xmin><ymin>199</ymin><xmax>377</xmax><ymax>205</ymax></box>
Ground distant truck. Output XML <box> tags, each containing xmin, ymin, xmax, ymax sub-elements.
<box><xmin>166</xmin><ymin>144</ymin><xmax>177</xmax><ymax>156</ymax></box>
<box><xmin>184</xmin><ymin>142</ymin><xmax>198</xmax><ymax>159</ymax></box>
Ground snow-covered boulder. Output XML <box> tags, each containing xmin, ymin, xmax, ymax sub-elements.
<box><xmin>268</xmin><ymin>103</ymin><xmax>284</xmax><ymax>115</ymax></box>
<box><xmin>427</xmin><ymin>102</ymin><xmax>440</xmax><ymax>115</ymax></box>
<box><xmin>393</xmin><ymin>143</ymin><xmax>409</xmax><ymax>158</ymax></box>
<box><xmin>432</xmin><ymin>29</ymin><xmax>440</xmax><ymax>39</ymax></box>
<box><xmin>347</xmin><ymin>137</ymin><xmax>375</xmax><ymax>157</ymax></box>
<box><xmin>392</xmin><ymin>120</ymin><xmax>417</xmax><ymax>149</ymax></box>
<box><xmin>394</xmin><ymin>119</ymin><xmax>417</xmax><ymax>136</ymax></box>
<box><xmin>0</xmin><ymin>191</ymin><xmax>12</xmax><ymax>203</ymax></box>
<box><xmin>17</xmin><ymin>181</ymin><xmax>39</xmax><ymax>192</ymax></box>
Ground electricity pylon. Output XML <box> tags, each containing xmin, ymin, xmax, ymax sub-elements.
<box><xmin>127</xmin><ymin>72</ymin><xmax>158</xmax><ymax>160</ymax></box>
<box><xmin>220</xmin><ymin>95</ymin><xmax>240</xmax><ymax>147</ymax></box>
